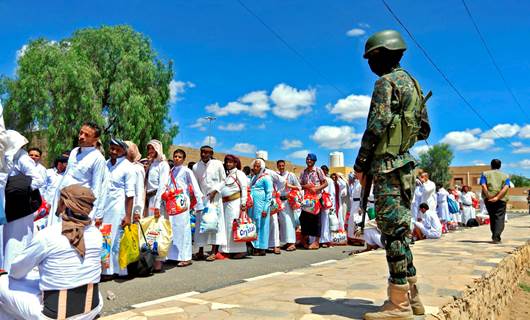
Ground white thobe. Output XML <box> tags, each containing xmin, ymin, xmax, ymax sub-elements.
<box><xmin>220</xmin><ymin>168</ymin><xmax>248</xmax><ymax>253</ymax></box>
<box><xmin>166</xmin><ymin>165</ymin><xmax>204</xmax><ymax>261</ymax></box>
<box><xmin>193</xmin><ymin>159</ymin><xmax>227</xmax><ymax>246</ymax></box>
<box><xmin>277</xmin><ymin>171</ymin><xmax>300</xmax><ymax>244</ymax></box>
<box><xmin>3</xmin><ymin>149</ymin><xmax>45</xmax><ymax>273</ymax></box>
<box><xmin>101</xmin><ymin>157</ymin><xmax>134</xmax><ymax>276</ymax></box>
<box><xmin>420</xmin><ymin>180</ymin><xmax>437</xmax><ymax>214</ymax></box>
<box><xmin>130</xmin><ymin>163</ymin><xmax>145</xmax><ymax>215</ymax></box>
<box><xmin>145</xmin><ymin>160</ymin><xmax>170</xmax><ymax>215</ymax></box>
<box><xmin>411</xmin><ymin>185</ymin><xmax>422</xmax><ymax>221</ymax></box>
<box><xmin>48</xmin><ymin>147</ymin><xmax>107</xmax><ymax>225</ymax></box>
<box><xmin>265</xmin><ymin>169</ymin><xmax>285</xmax><ymax>248</ymax></box>
<box><xmin>436</xmin><ymin>187</ymin><xmax>450</xmax><ymax>222</ymax></box>
<box><xmin>33</xmin><ymin>163</ymin><xmax>47</xmax><ymax>196</ymax></box>
<box><xmin>347</xmin><ymin>180</ymin><xmax>362</xmax><ymax>239</ymax></box>
<box><xmin>414</xmin><ymin>210</ymin><xmax>442</xmax><ymax>239</ymax></box>
<box><xmin>461</xmin><ymin>192</ymin><xmax>475</xmax><ymax>225</ymax></box>
<box><xmin>0</xmin><ymin>223</ymin><xmax>103</xmax><ymax>320</ymax></box>
<box><xmin>43</xmin><ymin>168</ymin><xmax>64</xmax><ymax>204</ymax></box>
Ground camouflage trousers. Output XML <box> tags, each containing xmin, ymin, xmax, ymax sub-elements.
<box><xmin>373</xmin><ymin>162</ymin><xmax>416</xmax><ymax>285</ymax></box>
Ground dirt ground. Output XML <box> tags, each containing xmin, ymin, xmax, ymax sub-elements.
<box><xmin>500</xmin><ymin>269</ymin><xmax>530</xmax><ymax>320</ymax></box>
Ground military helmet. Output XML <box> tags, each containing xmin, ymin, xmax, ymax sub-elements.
<box><xmin>363</xmin><ymin>30</ymin><xmax>407</xmax><ymax>59</ymax></box>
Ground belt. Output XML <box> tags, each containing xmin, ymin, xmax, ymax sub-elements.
<box><xmin>42</xmin><ymin>283</ymin><xmax>99</xmax><ymax>319</ymax></box>
<box><xmin>353</xmin><ymin>198</ymin><xmax>360</xmax><ymax>202</ymax></box>
<box><xmin>463</xmin><ymin>204</ymin><xmax>472</xmax><ymax>207</ymax></box>
<box><xmin>146</xmin><ymin>190</ymin><xmax>157</xmax><ymax>198</ymax></box>
<box><xmin>223</xmin><ymin>193</ymin><xmax>241</xmax><ymax>203</ymax></box>
<box><xmin>280</xmin><ymin>195</ymin><xmax>288</xmax><ymax>201</ymax></box>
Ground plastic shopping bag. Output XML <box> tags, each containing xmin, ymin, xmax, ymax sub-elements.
<box><xmin>287</xmin><ymin>189</ymin><xmax>302</xmax><ymax>210</ymax></box>
<box><xmin>119</xmin><ymin>224</ymin><xmax>140</xmax><ymax>269</ymax></box>
<box><xmin>199</xmin><ymin>201</ymin><xmax>219</xmax><ymax>233</ymax></box>
<box><xmin>331</xmin><ymin>230</ymin><xmax>347</xmax><ymax>246</ymax></box>
<box><xmin>301</xmin><ymin>192</ymin><xmax>321</xmax><ymax>215</ymax></box>
<box><xmin>100</xmin><ymin>224</ymin><xmax>112</xmax><ymax>269</ymax></box>
<box><xmin>270</xmin><ymin>192</ymin><xmax>284</xmax><ymax>215</ymax></box>
<box><xmin>329</xmin><ymin>210</ymin><xmax>339</xmax><ymax>232</ymax></box>
<box><xmin>232</xmin><ymin>210</ymin><xmax>258</xmax><ymax>242</ymax></box>
<box><xmin>321</xmin><ymin>192</ymin><xmax>333</xmax><ymax>210</ymax></box>
<box><xmin>139</xmin><ymin>216</ymin><xmax>173</xmax><ymax>259</ymax></box>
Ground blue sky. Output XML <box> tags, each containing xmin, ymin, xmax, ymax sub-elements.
<box><xmin>2</xmin><ymin>0</ymin><xmax>530</xmax><ymax>176</ymax></box>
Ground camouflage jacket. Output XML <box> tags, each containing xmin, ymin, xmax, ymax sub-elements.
<box><xmin>354</xmin><ymin>67</ymin><xmax>418</xmax><ymax>174</ymax></box>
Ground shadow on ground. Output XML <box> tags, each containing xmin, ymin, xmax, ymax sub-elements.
<box><xmin>295</xmin><ymin>297</ymin><xmax>379</xmax><ymax>319</ymax></box>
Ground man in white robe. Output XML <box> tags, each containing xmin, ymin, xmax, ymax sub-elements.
<box><xmin>124</xmin><ymin>141</ymin><xmax>145</xmax><ymax>217</ymax></box>
<box><xmin>192</xmin><ymin>146</ymin><xmax>227</xmax><ymax>261</ymax></box>
<box><xmin>460</xmin><ymin>185</ymin><xmax>475</xmax><ymax>226</ymax></box>
<box><xmin>47</xmin><ymin>122</ymin><xmax>108</xmax><ymax>226</ymax></box>
<box><xmin>276</xmin><ymin>160</ymin><xmax>300</xmax><ymax>252</ymax></box>
<box><xmin>413</xmin><ymin>203</ymin><xmax>442</xmax><ymax>239</ymax></box>
<box><xmin>2</xmin><ymin>130</ymin><xmax>45</xmax><ymax>272</ymax></box>
<box><xmin>319</xmin><ymin>166</ymin><xmax>334</xmax><ymax>247</ymax></box>
<box><xmin>347</xmin><ymin>174</ymin><xmax>362</xmax><ymax>242</ymax></box>
<box><xmin>420</xmin><ymin>172</ymin><xmax>437</xmax><ymax>216</ymax></box>
<box><xmin>0</xmin><ymin>185</ymin><xmax>103</xmax><ymax>320</ymax></box>
<box><xmin>27</xmin><ymin>147</ymin><xmax>48</xmax><ymax>196</ymax></box>
<box><xmin>101</xmin><ymin>139</ymin><xmax>134</xmax><ymax>278</ymax></box>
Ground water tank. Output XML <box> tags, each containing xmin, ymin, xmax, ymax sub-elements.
<box><xmin>256</xmin><ymin>150</ymin><xmax>268</xmax><ymax>160</ymax></box>
<box><xmin>329</xmin><ymin>151</ymin><xmax>344</xmax><ymax>167</ymax></box>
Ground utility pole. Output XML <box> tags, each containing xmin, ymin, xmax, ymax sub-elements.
<box><xmin>204</xmin><ymin>115</ymin><xmax>216</xmax><ymax>146</ymax></box>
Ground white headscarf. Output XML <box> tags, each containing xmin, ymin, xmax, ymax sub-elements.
<box><xmin>4</xmin><ymin>130</ymin><xmax>28</xmax><ymax>157</ymax></box>
<box><xmin>250</xmin><ymin>158</ymin><xmax>266</xmax><ymax>175</ymax></box>
<box><xmin>147</xmin><ymin>139</ymin><xmax>166</xmax><ymax>161</ymax></box>
<box><xmin>124</xmin><ymin>140</ymin><xmax>142</xmax><ymax>162</ymax></box>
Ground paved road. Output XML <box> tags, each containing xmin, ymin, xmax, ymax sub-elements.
<box><xmin>100</xmin><ymin>244</ymin><xmax>364</xmax><ymax>315</ymax></box>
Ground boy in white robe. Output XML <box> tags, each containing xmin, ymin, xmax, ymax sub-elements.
<box><xmin>413</xmin><ymin>203</ymin><xmax>442</xmax><ymax>240</ymax></box>
<box><xmin>47</xmin><ymin>122</ymin><xmax>108</xmax><ymax>226</ymax></box>
<box><xmin>101</xmin><ymin>139</ymin><xmax>134</xmax><ymax>278</ymax></box>
<box><xmin>192</xmin><ymin>146</ymin><xmax>227</xmax><ymax>262</ymax></box>
<box><xmin>276</xmin><ymin>160</ymin><xmax>300</xmax><ymax>252</ymax></box>
<box><xmin>166</xmin><ymin>149</ymin><xmax>204</xmax><ymax>266</ymax></box>
<box><xmin>0</xmin><ymin>185</ymin><xmax>103</xmax><ymax>320</ymax></box>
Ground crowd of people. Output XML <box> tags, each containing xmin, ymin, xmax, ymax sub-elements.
<box><xmin>0</xmin><ymin>116</ymin><xmax>511</xmax><ymax>319</ymax></box>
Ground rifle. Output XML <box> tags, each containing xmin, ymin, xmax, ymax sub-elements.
<box><xmin>358</xmin><ymin>172</ymin><xmax>373</xmax><ymax>234</ymax></box>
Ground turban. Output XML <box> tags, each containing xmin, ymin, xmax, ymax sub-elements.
<box><xmin>60</xmin><ymin>184</ymin><xmax>95</xmax><ymax>257</ymax></box>
<box><xmin>307</xmin><ymin>153</ymin><xmax>317</xmax><ymax>162</ymax></box>
<box><xmin>147</xmin><ymin>139</ymin><xmax>166</xmax><ymax>161</ymax></box>
<box><xmin>124</xmin><ymin>140</ymin><xmax>142</xmax><ymax>162</ymax></box>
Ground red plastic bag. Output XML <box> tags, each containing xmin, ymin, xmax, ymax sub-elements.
<box><xmin>287</xmin><ymin>189</ymin><xmax>302</xmax><ymax>210</ymax></box>
<box><xmin>472</xmin><ymin>197</ymin><xmax>479</xmax><ymax>209</ymax></box>
<box><xmin>188</xmin><ymin>184</ymin><xmax>197</xmax><ymax>210</ymax></box>
<box><xmin>246</xmin><ymin>187</ymin><xmax>253</xmax><ymax>209</ymax></box>
<box><xmin>301</xmin><ymin>192</ymin><xmax>321</xmax><ymax>215</ymax></box>
<box><xmin>232</xmin><ymin>210</ymin><xmax>258</xmax><ymax>242</ymax></box>
<box><xmin>270</xmin><ymin>191</ymin><xmax>284</xmax><ymax>215</ymax></box>
<box><xmin>162</xmin><ymin>187</ymin><xmax>189</xmax><ymax>216</ymax></box>
<box><xmin>321</xmin><ymin>191</ymin><xmax>333</xmax><ymax>210</ymax></box>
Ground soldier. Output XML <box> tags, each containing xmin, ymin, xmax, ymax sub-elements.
<box><xmin>354</xmin><ymin>30</ymin><xmax>430</xmax><ymax>320</ymax></box>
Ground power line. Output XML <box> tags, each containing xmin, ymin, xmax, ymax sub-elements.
<box><xmin>236</xmin><ymin>0</ymin><xmax>348</xmax><ymax>97</ymax></box>
<box><xmin>381</xmin><ymin>0</ymin><xmax>510</xmax><ymax>144</ymax></box>
<box><xmin>461</xmin><ymin>0</ymin><xmax>530</xmax><ymax>123</ymax></box>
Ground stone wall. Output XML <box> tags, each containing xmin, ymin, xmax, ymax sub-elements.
<box><xmin>428</xmin><ymin>241</ymin><xmax>530</xmax><ymax>319</ymax></box>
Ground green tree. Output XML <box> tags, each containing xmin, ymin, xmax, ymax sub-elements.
<box><xmin>510</xmin><ymin>174</ymin><xmax>530</xmax><ymax>187</ymax></box>
<box><xmin>3</xmin><ymin>25</ymin><xmax>177</xmax><ymax>160</ymax></box>
<box><xmin>418</xmin><ymin>143</ymin><xmax>454</xmax><ymax>188</ymax></box>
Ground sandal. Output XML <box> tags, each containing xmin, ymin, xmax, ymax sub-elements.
<box><xmin>308</xmin><ymin>242</ymin><xmax>320</xmax><ymax>250</ymax></box>
<box><xmin>273</xmin><ymin>247</ymin><xmax>281</xmax><ymax>255</ymax></box>
<box><xmin>177</xmin><ymin>261</ymin><xmax>193</xmax><ymax>267</ymax></box>
<box><xmin>205</xmin><ymin>254</ymin><xmax>217</xmax><ymax>262</ymax></box>
<box><xmin>231</xmin><ymin>252</ymin><xmax>246</xmax><ymax>259</ymax></box>
<box><xmin>285</xmin><ymin>245</ymin><xmax>296</xmax><ymax>252</ymax></box>
<box><xmin>192</xmin><ymin>253</ymin><xmax>206</xmax><ymax>261</ymax></box>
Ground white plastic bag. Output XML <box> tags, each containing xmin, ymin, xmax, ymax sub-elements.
<box><xmin>329</xmin><ymin>210</ymin><xmax>339</xmax><ymax>232</ymax></box>
<box><xmin>199</xmin><ymin>201</ymin><xmax>219</xmax><ymax>233</ymax></box>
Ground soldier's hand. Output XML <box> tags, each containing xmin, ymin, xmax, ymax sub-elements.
<box><xmin>355</xmin><ymin>171</ymin><xmax>367</xmax><ymax>187</ymax></box>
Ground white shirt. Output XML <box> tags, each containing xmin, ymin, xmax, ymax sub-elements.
<box><xmin>10</xmin><ymin>223</ymin><xmax>102</xmax><ymax>291</ymax></box>
<box><xmin>168</xmin><ymin>165</ymin><xmax>205</xmax><ymax>211</ymax></box>
<box><xmin>420</xmin><ymin>180</ymin><xmax>437</xmax><ymax>211</ymax></box>
<box><xmin>277</xmin><ymin>171</ymin><xmax>300</xmax><ymax>196</ymax></box>
<box><xmin>44</xmin><ymin>168</ymin><xmax>65</xmax><ymax>203</ymax></box>
<box><xmin>220</xmin><ymin>168</ymin><xmax>248</xmax><ymax>205</ymax></box>
<box><xmin>56</xmin><ymin>147</ymin><xmax>108</xmax><ymax>219</ymax></box>
<box><xmin>104</xmin><ymin>157</ymin><xmax>135</xmax><ymax>214</ymax></box>
<box><xmin>415</xmin><ymin>210</ymin><xmax>442</xmax><ymax>239</ymax></box>
<box><xmin>192</xmin><ymin>159</ymin><xmax>226</xmax><ymax>195</ymax></box>
<box><xmin>146</xmin><ymin>159</ymin><xmax>170</xmax><ymax>210</ymax></box>
<box><xmin>130</xmin><ymin>162</ymin><xmax>145</xmax><ymax>214</ymax></box>
<box><xmin>34</xmin><ymin>162</ymin><xmax>48</xmax><ymax>194</ymax></box>
<box><xmin>9</xmin><ymin>149</ymin><xmax>45</xmax><ymax>191</ymax></box>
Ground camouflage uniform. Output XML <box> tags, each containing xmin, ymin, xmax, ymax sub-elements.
<box><xmin>354</xmin><ymin>67</ymin><xmax>420</xmax><ymax>285</ymax></box>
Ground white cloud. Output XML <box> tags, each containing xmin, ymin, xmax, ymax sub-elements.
<box><xmin>189</xmin><ymin>118</ymin><xmax>208</xmax><ymax>131</ymax></box>
<box><xmin>257</xmin><ymin>123</ymin><xmax>266</xmax><ymax>129</ymax></box>
<box><xmin>481</xmin><ymin>123</ymin><xmax>520</xmax><ymax>139</ymax></box>
<box><xmin>232</xmin><ymin>143</ymin><xmax>257</xmax><ymax>154</ymax></box>
<box><xmin>327</xmin><ymin>94</ymin><xmax>371</xmax><ymax>122</ymax></box>
<box><xmin>472</xmin><ymin>160</ymin><xmax>487</xmax><ymax>166</ymax></box>
<box><xmin>206</xmin><ymin>90</ymin><xmax>270</xmax><ymax>118</ymax></box>
<box><xmin>219</xmin><ymin>123</ymin><xmax>245</xmax><ymax>131</ymax></box>
<box><xmin>512</xmin><ymin>142</ymin><xmax>524</xmax><ymax>148</ymax></box>
<box><xmin>346</xmin><ymin>28</ymin><xmax>366</xmax><ymax>37</ymax></box>
<box><xmin>16</xmin><ymin>44</ymin><xmax>28</xmax><ymax>60</ymax></box>
<box><xmin>288</xmin><ymin>149</ymin><xmax>310</xmax><ymax>159</ymax></box>
<box><xmin>202</xmin><ymin>136</ymin><xmax>217</xmax><ymax>147</ymax></box>
<box><xmin>358</xmin><ymin>23</ymin><xmax>370</xmax><ymax>29</ymax></box>
<box><xmin>311</xmin><ymin>126</ymin><xmax>362</xmax><ymax>149</ymax></box>
<box><xmin>281</xmin><ymin>139</ymin><xmax>303</xmax><ymax>150</ymax></box>
<box><xmin>519</xmin><ymin>125</ymin><xmax>530</xmax><ymax>139</ymax></box>
<box><xmin>169</xmin><ymin>80</ymin><xmax>195</xmax><ymax>104</ymax></box>
<box><xmin>508</xmin><ymin>159</ymin><xmax>530</xmax><ymax>170</ymax></box>
<box><xmin>411</xmin><ymin>144</ymin><xmax>432</xmax><ymax>157</ymax></box>
<box><xmin>513</xmin><ymin>147</ymin><xmax>530</xmax><ymax>154</ymax></box>
<box><xmin>271</xmin><ymin>83</ymin><xmax>316</xmax><ymax>120</ymax></box>
<box><xmin>440</xmin><ymin>129</ymin><xmax>494</xmax><ymax>151</ymax></box>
